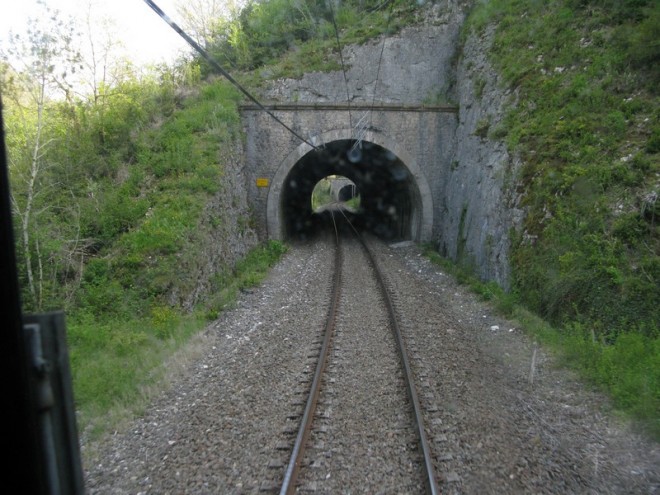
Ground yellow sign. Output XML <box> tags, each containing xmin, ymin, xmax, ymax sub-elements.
<box><xmin>256</xmin><ymin>178</ymin><xmax>270</xmax><ymax>187</ymax></box>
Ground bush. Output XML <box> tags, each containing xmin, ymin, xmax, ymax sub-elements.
<box><xmin>462</xmin><ymin>0</ymin><xmax>660</xmax><ymax>436</ymax></box>
<box><xmin>562</xmin><ymin>324</ymin><xmax>660</xmax><ymax>436</ymax></box>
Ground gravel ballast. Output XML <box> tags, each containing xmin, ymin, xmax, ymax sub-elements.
<box><xmin>83</xmin><ymin>239</ymin><xmax>659</xmax><ymax>494</ymax></box>
<box><xmin>294</xmin><ymin>236</ymin><xmax>424</xmax><ymax>493</ymax></box>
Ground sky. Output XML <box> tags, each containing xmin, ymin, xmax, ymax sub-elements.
<box><xmin>0</xmin><ymin>0</ymin><xmax>192</xmax><ymax>66</ymax></box>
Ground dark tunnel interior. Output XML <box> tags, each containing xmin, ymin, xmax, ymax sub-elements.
<box><xmin>337</xmin><ymin>183</ymin><xmax>358</xmax><ymax>202</ymax></box>
<box><xmin>282</xmin><ymin>140</ymin><xmax>420</xmax><ymax>241</ymax></box>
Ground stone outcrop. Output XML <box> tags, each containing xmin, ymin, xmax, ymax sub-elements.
<box><xmin>264</xmin><ymin>2</ymin><xmax>466</xmax><ymax>105</ymax></box>
<box><xmin>440</xmin><ymin>26</ymin><xmax>524</xmax><ymax>289</ymax></box>
<box><xmin>255</xmin><ymin>1</ymin><xmax>524</xmax><ymax>289</ymax></box>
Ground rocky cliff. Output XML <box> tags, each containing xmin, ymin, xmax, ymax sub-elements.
<box><xmin>442</xmin><ymin>25</ymin><xmax>524</xmax><ymax>289</ymax></box>
<box><xmin>260</xmin><ymin>1</ymin><xmax>524</xmax><ymax>289</ymax></box>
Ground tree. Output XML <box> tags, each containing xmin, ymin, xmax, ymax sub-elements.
<box><xmin>75</xmin><ymin>1</ymin><xmax>132</xmax><ymax>151</ymax></box>
<box><xmin>1</xmin><ymin>2</ymin><xmax>81</xmax><ymax>310</ymax></box>
<box><xmin>175</xmin><ymin>0</ymin><xmax>245</xmax><ymax>47</ymax></box>
<box><xmin>78</xmin><ymin>1</ymin><xmax>125</xmax><ymax>101</ymax></box>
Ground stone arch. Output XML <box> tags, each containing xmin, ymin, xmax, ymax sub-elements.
<box><xmin>266</xmin><ymin>128</ymin><xmax>434</xmax><ymax>242</ymax></box>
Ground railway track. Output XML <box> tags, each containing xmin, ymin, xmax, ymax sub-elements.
<box><xmin>269</xmin><ymin>207</ymin><xmax>440</xmax><ymax>494</ymax></box>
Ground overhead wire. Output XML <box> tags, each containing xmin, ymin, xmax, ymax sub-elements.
<box><xmin>326</xmin><ymin>0</ymin><xmax>353</xmax><ymax>130</ymax></box>
<box><xmin>369</xmin><ymin>0</ymin><xmax>396</xmax><ymax>129</ymax></box>
<box><xmin>349</xmin><ymin>0</ymin><xmax>396</xmax><ymax>155</ymax></box>
<box><xmin>142</xmin><ymin>0</ymin><xmax>320</xmax><ymax>150</ymax></box>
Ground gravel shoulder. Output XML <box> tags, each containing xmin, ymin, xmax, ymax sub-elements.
<box><xmin>373</xmin><ymin>239</ymin><xmax>659</xmax><ymax>494</ymax></box>
<box><xmin>83</xmin><ymin>239</ymin><xmax>659</xmax><ymax>494</ymax></box>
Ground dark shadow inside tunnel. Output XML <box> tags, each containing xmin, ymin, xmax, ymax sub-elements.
<box><xmin>281</xmin><ymin>140</ymin><xmax>421</xmax><ymax>241</ymax></box>
<box><xmin>337</xmin><ymin>183</ymin><xmax>358</xmax><ymax>202</ymax></box>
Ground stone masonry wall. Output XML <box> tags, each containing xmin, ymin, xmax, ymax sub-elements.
<box><xmin>245</xmin><ymin>1</ymin><xmax>524</xmax><ymax>289</ymax></box>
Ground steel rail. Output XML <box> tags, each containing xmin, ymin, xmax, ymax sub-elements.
<box><xmin>338</xmin><ymin>208</ymin><xmax>440</xmax><ymax>495</ymax></box>
<box><xmin>281</xmin><ymin>207</ymin><xmax>439</xmax><ymax>494</ymax></box>
<box><xmin>279</xmin><ymin>213</ymin><xmax>342</xmax><ymax>495</ymax></box>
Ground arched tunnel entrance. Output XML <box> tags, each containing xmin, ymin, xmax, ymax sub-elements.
<box><xmin>337</xmin><ymin>183</ymin><xmax>357</xmax><ymax>202</ymax></box>
<box><xmin>311</xmin><ymin>176</ymin><xmax>360</xmax><ymax>211</ymax></box>
<box><xmin>279</xmin><ymin>139</ymin><xmax>424</xmax><ymax>241</ymax></box>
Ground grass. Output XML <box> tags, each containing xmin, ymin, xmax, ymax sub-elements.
<box><xmin>77</xmin><ymin>80</ymin><xmax>243</xmax><ymax>319</ymax></box>
<box><xmin>462</xmin><ymin>0</ymin><xmax>659</xmax><ymax>335</ymax></box>
<box><xmin>61</xmin><ymin>0</ymin><xmax>659</xmax><ymax>446</ymax></box>
<box><xmin>422</xmin><ymin>245</ymin><xmax>660</xmax><ymax>440</ymax></box>
<box><xmin>68</xmin><ymin>311</ymin><xmax>202</xmax><ymax>437</ymax></box>
<box><xmin>203</xmin><ymin>240</ymin><xmax>288</xmax><ymax>320</ymax></box>
<box><xmin>61</xmin><ymin>76</ymin><xmax>291</xmax><ymax>438</ymax></box>
<box><xmin>222</xmin><ymin>0</ymin><xmax>429</xmax><ymax>83</ymax></box>
<box><xmin>435</xmin><ymin>0</ymin><xmax>660</xmax><ymax>438</ymax></box>
<box><xmin>70</xmin><ymin>240</ymin><xmax>287</xmax><ymax>439</ymax></box>
<box><xmin>312</xmin><ymin>177</ymin><xmax>333</xmax><ymax>211</ymax></box>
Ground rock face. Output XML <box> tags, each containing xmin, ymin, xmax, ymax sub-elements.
<box><xmin>169</xmin><ymin>141</ymin><xmax>259</xmax><ymax>311</ymax></box>
<box><xmin>440</xmin><ymin>26</ymin><xmax>525</xmax><ymax>289</ymax></box>
<box><xmin>264</xmin><ymin>2</ymin><xmax>466</xmax><ymax>105</ymax></box>
<box><xmin>259</xmin><ymin>2</ymin><xmax>524</xmax><ymax>289</ymax></box>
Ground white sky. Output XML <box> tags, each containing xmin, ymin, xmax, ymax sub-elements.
<box><xmin>0</xmin><ymin>0</ymin><xmax>192</xmax><ymax>66</ymax></box>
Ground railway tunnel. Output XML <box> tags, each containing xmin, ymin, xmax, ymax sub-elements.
<box><xmin>280</xmin><ymin>139</ymin><xmax>422</xmax><ymax>241</ymax></box>
<box><xmin>336</xmin><ymin>183</ymin><xmax>357</xmax><ymax>202</ymax></box>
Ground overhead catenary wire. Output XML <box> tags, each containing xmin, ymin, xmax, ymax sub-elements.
<box><xmin>369</xmin><ymin>0</ymin><xmax>396</xmax><ymax>129</ymax></box>
<box><xmin>327</xmin><ymin>0</ymin><xmax>353</xmax><ymax>130</ymax></box>
<box><xmin>142</xmin><ymin>0</ymin><xmax>319</xmax><ymax>150</ymax></box>
<box><xmin>349</xmin><ymin>0</ymin><xmax>396</xmax><ymax>154</ymax></box>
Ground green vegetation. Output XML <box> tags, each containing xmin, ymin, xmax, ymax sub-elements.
<box><xmin>204</xmin><ymin>0</ymin><xmax>428</xmax><ymax>80</ymax></box>
<box><xmin>77</xmin><ymin>80</ymin><xmax>243</xmax><ymax>320</ymax></box>
<box><xmin>3</xmin><ymin>58</ymin><xmax>289</xmax><ymax>433</ymax></box>
<box><xmin>459</xmin><ymin>0</ymin><xmax>659</xmax><ymax>435</ymax></box>
<box><xmin>204</xmin><ymin>240</ymin><xmax>288</xmax><ymax>320</ymax></box>
<box><xmin>345</xmin><ymin>195</ymin><xmax>361</xmax><ymax>210</ymax></box>
<box><xmin>70</xmin><ymin>240</ymin><xmax>286</xmax><ymax>435</ymax></box>
<box><xmin>68</xmin><ymin>310</ymin><xmax>204</xmax><ymax>436</ymax></box>
<box><xmin>312</xmin><ymin>177</ymin><xmax>333</xmax><ymax>210</ymax></box>
<box><xmin>4</xmin><ymin>0</ymin><xmax>426</xmax><ymax>437</ymax></box>
<box><xmin>1</xmin><ymin>2</ymin><xmax>286</xmax><ymax>434</ymax></box>
<box><xmin>4</xmin><ymin>0</ymin><xmax>657</xmax><ymax>440</ymax></box>
<box><xmin>311</xmin><ymin>176</ymin><xmax>361</xmax><ymax>211</ymax></box>
<box><xmin>423</xmin><ymin>245</ymin><xmax>659</xmax><ymax>439</ymax></box>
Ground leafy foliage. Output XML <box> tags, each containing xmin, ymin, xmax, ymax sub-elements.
<box><xmin>311</xmin><ymin>177</ymin><xmax>333</xmax><ymax>210</ymax></box>
<box><xmin>424</xmin><ymin>244</ymin><xmax>660</xmax><ymax>438</ymax></box>
<box><xmin>4</xmin><ymin>22</ymin><xmax>273</xmax><ymax>428</ymax></box>
<box><xmin>202</xmin><ymin>0</ymin><xmax>428</xmax><ymax>75</ymax></box>
<box><xmin>204</xmin><ymin>240</ymin><xmax>288</xmax><ymax>319</ymax></box>
<box><xmin>464</xmin><ymin>0</ymin><xmax>659</xmax><ymax>432</ymax></box>
<box><xmin>4</xmin><ymin>0</ymin><xmax>656</xmax><ymax>438</ymax></box>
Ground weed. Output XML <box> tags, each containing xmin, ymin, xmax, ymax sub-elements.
<box><xmin>474</xmin><ymin>118</ymin><xmax>490</xmax><ymax>138</ymax></box>
<box><xmin>454</xmin><ymin>0</ymin><xmax>660</xmax><ymax>437</ymax></box>
<box><xmin>70</xmin><ymin>240</ymin><xmax>287</xmax><ymax>437</ymax></box>
<box><xmin>423</xmin><ymin>247</ymin><xmax>660</xmax><ymax>439</ymax></box>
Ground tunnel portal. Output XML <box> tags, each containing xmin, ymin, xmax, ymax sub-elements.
<box><xmin>337</xmin><ymin>183</ymin><xmax>357</xmax><ymax>202</ymax></box>
<box><xmin>281</xmin><ymin>140</ymin><xmax>421</xmax><ymax>241</ymax></box>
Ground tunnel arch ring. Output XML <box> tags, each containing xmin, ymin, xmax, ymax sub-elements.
<box><xmin>266</xmin><ymin>128</ymin><xmax>434</xmax><ymax>242</ymax></box>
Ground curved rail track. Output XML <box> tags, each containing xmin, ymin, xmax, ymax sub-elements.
<box><xmin>278</xmin><ymin>207</ymin><xmax>440</xmax><ymax>494</ymax></box>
